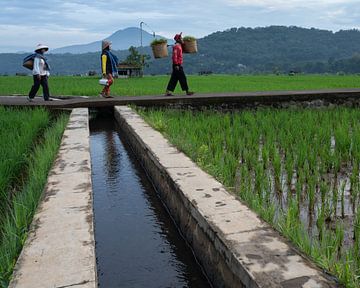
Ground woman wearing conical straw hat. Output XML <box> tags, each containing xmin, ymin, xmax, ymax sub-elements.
<box><xmin>100</xmin><ymin>40</ymin><xmax>118</xmax><ymax>98</ymax></box>
<box><xmin>27</xmin><ymin>44</ymin><xmax>51</xmax><ymax>101</ymax></box>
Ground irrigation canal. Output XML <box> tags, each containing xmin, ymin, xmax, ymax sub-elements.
<box><xmin>8</xmin><ymin>107</ymin><xmax>341</xmax><ymax>287</ymax></box>
<box><xmin>89</xmin><ymin>112</ymin><xmax>210</xmax><ymax>287</ymax></box>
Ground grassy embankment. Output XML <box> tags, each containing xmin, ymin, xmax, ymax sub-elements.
<box><xmin>139</xmin><ymin>107</ymin><xmax>360</xmax><ymax>288</ymax></box>
<box><xmin>0</xmin><ymin>107</ymin><xmax>68</xmax><ymax>287</ymax></box>
<box><xmin>0</xmin><ymin>74</ymin><xmax>359</xmax><ymax>96</ymax></box>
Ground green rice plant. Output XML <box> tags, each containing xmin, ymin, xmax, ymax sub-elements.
<box><xmin>272</xmin><ymin>148</ymin><xmax>282</xmax><ymax>194</ymax></box>
<box><xmin>334</xmin><ymin>222</ymin><xmax>345</xmax><ymax>258</ymax></box>
<box><xmin>350</xmin><ymin>163</ymin><xmax>359</xmax><ymax>214</ymax></box>
<box><xmin>285</xmin><ymin>152</ymin><xmax>294</xmax><ymax>188</ymax></box>
<box><xmin>139</xmin><ymin>107</ymin><xmax>360</xmax><ymax>287</ymax></box>
<box><xmin>295</xmin><ymin>173</ymin><xmax>303</xmax><ymax>209</ymax></box>
<box><xmin>308</xmin><ymin>175</ymin><xmax>317</xmax><ymax>215</ymax></box>
<box><xmin>0</xmin><ymin>108</ymin><xmax>49</xmax><ymax>223</ymax></box>
<box><xmin>144</xmin><ymin>109</ymin><xmax>167</xmax><ymax>132</ymax></box>
<box><xmin>353</xmin><ymin>223</ymin><xmax>360</xmax><ymax>287</ymax></box>
<box><xmin>297</xmin><ymin>142</ymin><xmax>307</xmax><ymax>172</ymax></box>
<box><xmin>284</xmin><ymin>197</ymin><xmax>300</xmax><ymax>234</ymax></box>
<box><xmin>320</xmin><ymin>180</ymin><xmax>330</xmax><ymax>210</ymax></box>
<box><xmin>335</xmin><ymin>124</ymin><xmax>351</xmax><ymax>162</ymax></box>
<box><xmin>354</xmin><ymin>208</ymin><xmax>360</xmax><ymax>256</ymax></box>
<box><xmin>332</xmin><ymin>179</ymin><xmax>339</xmax><ymax>219</ymax></box>
<box><xmin>0</xmin><ymin>113</ymin><xmax>68</xmax><ymax>286</ymax></box>
<box><xmin>334</xmin><ymin>252</ymin><xmax>354</xmax><ymax>288</ymax></box>
<box><xmin>264</xmin><ymin>172</ymin><xmax>272</xmax><ymax>206</ymax></box>
<box><xmin>352</xmin><ymin>128</ymin><xmax>360</xmax><ymax>165</ymax></box>
<box><xmin>261</xmin><ymin>145</ymin><xmax>269</xmax><ymax>169</ymax></box>
<box><xmin>254</xmin><ymin>163</ymin><xmax>264</xmax><ymax>203</ymax></box>
<box><xmin>340</xmin><ymin>180</ymin><xmax>346</xmax><ymax>219</ymax></box>
<box><xmin>222</xmin><ymin>153</ymin><xmax>238</xmax><ymax>188</ymax></box>
<box><xmin>316</xmin><ymin>205</ymin><xmax>325</xmax><ymax>242</ymax></box>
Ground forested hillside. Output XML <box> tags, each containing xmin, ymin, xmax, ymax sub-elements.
<box><xmin>1</xmin><ymin>26</ymin><xmax>360</xmax><ymax>75</ymax></box>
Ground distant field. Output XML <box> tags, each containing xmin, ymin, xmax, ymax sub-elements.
<box><xmin>0</xmin><ymin>74</ymin><xmax>360</xmax><ymax>97</ymax></box>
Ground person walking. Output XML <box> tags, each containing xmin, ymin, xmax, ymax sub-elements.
<box><xmin>100</xmin><ymin>40</ymin><xmax>118</xmax><ymax>98</ymax></box>
<box><xmin>28</xmin><ymin>44</ymin><xmax>51</xmax><ymax>101</ymax></box>
<box><xmin>165</xmin><ymin>33</ymin><xmax>194</xmax><ymax>96</ymax></box>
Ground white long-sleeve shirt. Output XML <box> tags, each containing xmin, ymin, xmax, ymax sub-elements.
<box><xmin>33</xmin><ymin>56</ymin><xmax>50</xmax><ymax>76</ymax></box>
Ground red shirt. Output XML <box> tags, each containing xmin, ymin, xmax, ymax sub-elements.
<box><xmin>172</xmin><ymin>43</ymin><xmax>183</xmax><ymax>65</ymax></box>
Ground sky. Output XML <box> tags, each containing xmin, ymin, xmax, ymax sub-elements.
<box><xmin>0</xmin><ymin>0</ymin><xmax>359</xmax><ymax>52</ymax></box>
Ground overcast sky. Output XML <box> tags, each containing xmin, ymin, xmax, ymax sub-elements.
<box><xmin>1</xmin><ymin>0</ymin><xmax>359</xmax><ymax>52</ymax></box>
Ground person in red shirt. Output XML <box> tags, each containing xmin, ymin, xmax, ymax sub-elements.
<box><xmin>165</xmin><ymin>33</ymin><xmax>194</xmax><ymax>96</ymax></box>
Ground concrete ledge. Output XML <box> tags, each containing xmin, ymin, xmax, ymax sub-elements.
<box><xmin>1</xmin><ymin>89</ymin><xmax>360</xmax><ymax>109</ymax></box>
<box><xmin>114</xmin><ymin>106</ymin><xmax>340</xmax><ymax>288</ymax></box>
<box><xmin>9</xmin><ymin>109</ymin><xmax>97</xmax><ymax>288</ymax></box>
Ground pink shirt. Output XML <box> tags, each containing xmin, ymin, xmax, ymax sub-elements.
<box><xmin>172</xmin><ymin>43</ymin><xmax>183</xmax><ymax>65</ymax></box>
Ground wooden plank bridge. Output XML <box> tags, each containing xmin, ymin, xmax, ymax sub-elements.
<box><xmin>1</xmin><ymin>89</ymin><xmax>360</xmax><ymax>108</ymax></box>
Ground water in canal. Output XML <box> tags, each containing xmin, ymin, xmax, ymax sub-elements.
<box><xmin>89</xmin><ymin>113</ymin><xmax>210</xmax><ymax>288</ymax></box>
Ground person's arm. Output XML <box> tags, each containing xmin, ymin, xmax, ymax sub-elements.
<box><xmin>33</xmin><ymin>57</ymin><xmax>41</xmax><ymax>76</ymax></box>
<box><xmin>101</xmin><ymin>54</ymin><xmax>107</xmax><ymax>76</ymax></box>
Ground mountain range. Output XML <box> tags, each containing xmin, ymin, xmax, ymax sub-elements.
<box><xmin>51</xmin><ymin>27</ymin><xmax>169</xmax><ymax>54</ymax></box>
<box><xmin>1</xmin><ymin>26</ymin><xmax>360</xmax><ymax>75</ymax></box>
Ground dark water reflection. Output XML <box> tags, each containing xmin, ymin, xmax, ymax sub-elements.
<box><xmin>90</xmin><ymin>114</ymin><xmax>210</xmax><ymax>288</ymax></box>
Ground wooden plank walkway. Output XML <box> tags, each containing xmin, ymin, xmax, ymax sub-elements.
<box><xmin>1</xmin><ymin>89</ymin><xmax>360</xmax><ymax>108</ymax></box>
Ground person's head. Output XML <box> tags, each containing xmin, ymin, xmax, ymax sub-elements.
<box><xmin>102</xmin><ymin>39</ymin><xmax>111</xmax><ymax>51</ymax></box>
<box><xmin>35</xmin><ymin>44</ymin><xmax>49</xmax><ymax>54</ymax></box>
<box><xmin>174</xmin><ymin>33</ymin><xmax>183</xmax><ymax>44</ymax></box>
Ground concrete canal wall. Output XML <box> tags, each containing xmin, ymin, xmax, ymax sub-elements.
<box><xmin>9</xmin><ymin>109</ymin><xmax>96</xmax><ymax>288</ymax></box>
<box><xmin>114</xmin><ymin>106</ymin><xmax>340</xmax><ymax>288</ymax></box>
<box><xmin>9</xmin><ymin>104</ymin><xmax>341</xmax><ymax>288</ymax></box>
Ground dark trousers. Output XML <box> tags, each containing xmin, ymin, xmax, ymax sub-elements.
<box><xmin>166</xmin><ymin>65</ymin><xmax>189</xmax><ymax>92</ymax></box>
<box><xmin>29</xmin><ymin>75</ymin><xmax>50</xmax><ymax>100</ymax></box>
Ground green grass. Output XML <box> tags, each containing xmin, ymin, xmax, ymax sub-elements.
<box><xmin>0</xmin><ymin>108</ymin><xmax>49</xmax><ymax>220</ymax></box>
<box><xmin>0</xmin><ymin>109</ymin><xmax>68</xmax><ymax>287</ymax></box>
<box><xmin>138</xmin><ymin>107</ymin><xmax>360</xmax><ymax>288</ymax></box>
<box><xmin>0</xmin><ymin>74</ymin><xmax>360</xmax><ymax>96</ymax></box>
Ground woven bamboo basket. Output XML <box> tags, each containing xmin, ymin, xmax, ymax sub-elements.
<box><xmin>183</xmin><ymin>39</ymin><xmax>198</xmax><ymax>53</ymax></box>
<box><xmin>151</xmin><ymin>43</ymin><xmax>168</xmax><ymax>59</ymax></box>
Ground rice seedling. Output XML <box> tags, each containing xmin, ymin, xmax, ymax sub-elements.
<box><xmin>354</xmin><ymin>208</ymin><xmax>360</xmax><ymax>276</ymax></box>
<box><xmin>0</xmin><ymin>111</ymin><xmax>68</xmax><ymax>286</ymax></box>
<box><xmin>0</xmin><ymin>108</ymin><xmax>49</xmax><ymax>221</ymax></box>
<box><xmin>139</xmin><ymin>106</ymin><xmax>360</xmax><ymax>287</ymax></box>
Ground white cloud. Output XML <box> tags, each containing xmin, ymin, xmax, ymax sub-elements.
<box><xmin>224</xmin><ymin>0</ymin><xmax>357</xmax><ymax>9</ymax></box>
<box><xmin>0</xmin><ymin>0</ymin><xmax>360</xmax><ymax>51</ymax></box>
<box><xmin>60</xmin><ymin>2</ymin><xmax>174</xmax><ymax>22</ymax></box>
<box><xmin>0</xmin><ymin>24</ymin><xmax>104</xmax><ymax>49</ymax></box>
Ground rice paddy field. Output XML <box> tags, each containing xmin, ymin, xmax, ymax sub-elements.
<box><xmin>1</xmin><ymin>74</ymin><xmax>360</xmax><ymax>286</ymax></box>
<box><xmin>0</xmin><ymin>107</ymin><xmax>68</xmax><ymax>287</ymax></box>
<box><xmin>138</xmin><ymin>107</ymin><xmax>360</xmax><ymax>287</ymax></box>
<box><xmin>0</xmin><ymin>74</ymin><xmax>360</xmax><ymax>96</ymax></box>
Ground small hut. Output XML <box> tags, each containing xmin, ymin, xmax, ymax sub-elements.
<box><xmin>117</xmin><ymin>63</ymin><xmax>143</xmax><ymax>78</ymax></box>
